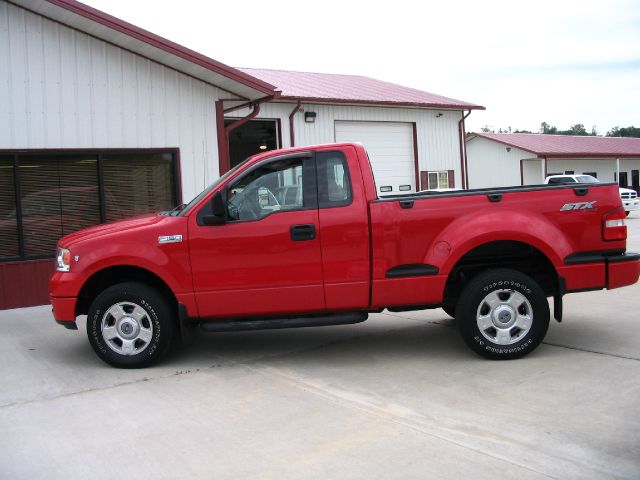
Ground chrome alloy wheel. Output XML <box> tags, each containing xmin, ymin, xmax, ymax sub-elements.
<box><xmin>101</xmin><ymin>302</ymin><xmax>154</xmax><ymax>355</ymax></box>
<box><xmin>476</xmin><ymin>289</ymin><xmax>533</xmax><ymax>345</ymax></box>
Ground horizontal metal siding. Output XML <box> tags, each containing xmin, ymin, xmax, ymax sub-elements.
<box><xmin>522</xmin><ymin>159</ymin><xmax>543</xmax><ymax>185</ymax></box>
<box><xmin>0</xmin><ymin>259</ymin><xmax>53</xmax><ymax>309</ymax></box>
<box><xmin>229</xmin><ymin>102</ymin><xmax>464</xmax><ymax>187</ymax></box>
<box><xmin>547</xmin><ymin>159</ymin><xmax>618</xmax><ymax>182</ymax></box>
<box><xmin>466</xmin><ymin>137</ymin><xmax>535</xmax><ymax>188</ymax></box>
<box><xmin>0</xmin><ymin>2</ymin><xmax>235</xmax><ymax>202</ymax></box>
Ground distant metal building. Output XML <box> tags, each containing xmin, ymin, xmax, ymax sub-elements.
<box><xmin>466</xmin><ymin>133</ymin><xmax>640</xmax><ymax>191</ymax></box>
<box><xmin>0</xmin><ymin>0</ymin><xmax>482</xmax><ymax>309</ymax></box>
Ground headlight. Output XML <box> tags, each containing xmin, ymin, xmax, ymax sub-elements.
<box><xmin>56</xmin><ymin>247</ymin><xmax>71</xmax><ymax>272</ymax></box>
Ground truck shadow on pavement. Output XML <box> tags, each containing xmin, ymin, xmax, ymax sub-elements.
<box><xmin>166</xmin><ymin>318</ymin><xmax>475</xmax><ymax>367</ymax></box>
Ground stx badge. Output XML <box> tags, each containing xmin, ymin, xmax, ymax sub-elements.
<box><xmin>560</xmin><ymin>201</ymin><xmax>597</xmax><ymax>211</ymax></box>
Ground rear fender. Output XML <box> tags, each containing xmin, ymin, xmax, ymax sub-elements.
<box><xmin>426</xmin><ymin>209</ymin><xmax>568</xmax><ymax>275</ymax></box>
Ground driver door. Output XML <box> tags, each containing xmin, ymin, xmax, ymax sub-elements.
<box><xmin>188</xmin><ymin>153</ymin><xmax>325</xmax><ymax>319</ymax></box>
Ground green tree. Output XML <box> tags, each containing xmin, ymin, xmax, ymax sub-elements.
<box><xmin>561</xmin><ymin>124</ymin><xmax>589</xmax><ymax>136</ymax></box>
<box><xmin>540</xmin><ymin>122</ymin><xmax>558</xmax><ymax>134</ymax></box>
<box><xmin>607</xmin><ymin>126</ymin><xmax>640</xmax><ymax>137</ymax></box>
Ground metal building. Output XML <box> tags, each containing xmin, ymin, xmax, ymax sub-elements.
<box><xmin>0</xmin><ymin>0</ymin><xmax>482</xmax><ymax>309</ymax></box>
<box><xmin>222</xmin><ymin>69</ymin><xmax>483</xmax><ymax>195</ymax></box>
<box><xmin>466</xmin><ymin>133</ymin><xmax>640</xmax><ymax>191</ymax></box>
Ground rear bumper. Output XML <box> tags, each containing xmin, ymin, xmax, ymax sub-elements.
<box><xmin>51</xmin><ymin>295</ymin><xmax>77</xmax><ymax>323</ymax></box>
<box><xmin>560</xmin><ymin>252</ymin><xmax>640</xmax><ymax>292</ymax></box>
<box><xmin>607</xmin><ymin>252</ymin><xmax>640</xmax><ymax>289</ymax></box>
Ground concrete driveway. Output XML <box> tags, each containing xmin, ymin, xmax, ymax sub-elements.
<box><xmin>1</xmin><ymin>216</ymin><xmax>639</xmax><ymax>479</ymax></box>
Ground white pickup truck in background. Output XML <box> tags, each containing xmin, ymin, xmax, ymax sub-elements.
<box><xmin>545</xmin><ymin>174</ymin><xmax>639</xmax><ymax>216</ymax></box>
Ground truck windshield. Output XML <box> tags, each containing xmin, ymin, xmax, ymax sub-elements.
<box><xmin>576</xmin><ymin>175</ymin><xmax>599</xmax><ymax>183</ymax></box>
<box><xmin>178</xmin><ymin>158</ymin><xmax>250</xmax><ymax>216</ymax></box>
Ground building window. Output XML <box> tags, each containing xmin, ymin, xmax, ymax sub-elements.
<box><xmin>0</xmin><ymin>156</ymin><xmax>19</xmax><ymax>260</ymax></box>
<box><xmin>427</xmin><ymin>171</ymin><xmax>452</xmax><ymax>190</ymax></box>
<box><xmin>0</xmin><ymin>150</ymin><xmax>179</xmax><ymax>262</ymax></box>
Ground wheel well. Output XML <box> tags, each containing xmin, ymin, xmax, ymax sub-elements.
<box><xmin>76</xmin><ymin>266</ymin><xmax>178</xmax><ymax>317</ymax></box>
<box><xmin>443</xmin><ymin>241</ymin><xmax>558</xmax><ymax>305</ymax></box>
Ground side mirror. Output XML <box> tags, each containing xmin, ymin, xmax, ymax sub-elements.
<box><xmin>202</xmin><ymin>191</ymin><xmax>226</xmax><ymax>225</ymax></box>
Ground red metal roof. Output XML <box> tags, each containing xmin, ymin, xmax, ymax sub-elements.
<box><xmin>469</xmin><ymin>132</ymin><xmax>640</xmax><ymax>158</ymax></box>
<box><xmin>240</xmin><ymin>68</ymin><xmax>484</xmax><ymax>110</ymax></box>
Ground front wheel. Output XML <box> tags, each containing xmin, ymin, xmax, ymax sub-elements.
<box><xmin>456</xmin><ymin>269</ymin><xmax>549</xmax><ymax>360</ymax></box>
<box><xmin>87</xmin><ymin>282</ymin><xmax>175</xmax><ymax>368</ymax></box>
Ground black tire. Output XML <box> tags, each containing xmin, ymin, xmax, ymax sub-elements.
<box><xmin>456</xmin><ymin>269</ymin><xmax>549</xmax><ymax>360</ymax></box>
<box><xmin>626</xmin><ymin>211</ymin><xmax>630</xmax><ymax>217</ymax></box>
<box><xmin>87</xmin><ymin>282</ymin><xmax>175</xmax><ymax>368</ymax></box>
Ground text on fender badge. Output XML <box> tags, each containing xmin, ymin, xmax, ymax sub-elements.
<box><xmin>560</xmin><ymin>201</ymin><xmax>597</xmax><ymax>211</ymax></box>
<box><xmin>158</xmin><ymin>235</ymin><xmax>183</xmax><ymax>244</ymax></box>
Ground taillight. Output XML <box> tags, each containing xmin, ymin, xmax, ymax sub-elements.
<box><xmin>602</xmin><ymin>207</ymin><xmax>627</xmax><ymax>241</ymax></box>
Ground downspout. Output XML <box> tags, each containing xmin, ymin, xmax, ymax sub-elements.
<box><xmin>458</xmin><ymin>110</ymin><xmax>471</xmax><ymax>189</ymax></box>
<box><xmin>218</xmin><ymin>95</ymin><xmax>273</xmax><ymax>175</ymax></box>
<box><xmin>463</xmin><ymin>113</ymin><xmax>471</xmax><ymax>189</ymax></box>
<box><xmin>225</xmin><ymin>102</ymin><xmax>261</xmax><ymax>135</ymax></box>
<box><xmin>289</xmin><ymin>100</ymin><xmax>302</xmax><ymax>147</ymax></box>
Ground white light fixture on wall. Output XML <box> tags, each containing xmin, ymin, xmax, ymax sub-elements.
<box><xmin>305</xmin><ymin>112</ymin><xmax>317</xmax><ymax>123</ymax></box>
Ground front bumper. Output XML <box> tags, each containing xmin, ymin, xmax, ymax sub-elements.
<box><xmin>51</xmin><ymin>295</ymin><xmax>77</xmax><ymax>323</ymax></box>
<box><xmin>622</xmin><ymin>199</ymin><xmax>639</xmax><ymax>211</ymax></box>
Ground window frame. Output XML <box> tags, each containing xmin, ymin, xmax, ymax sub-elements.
<box><xmin>0</xmin><ymin>149</ymin><xmax>180</xmax><ymax>262</ymax></box>
<box><xmin>197</xmin><ymin>152</ymin><xmax>317</xmax><ymax>226</ymax></box>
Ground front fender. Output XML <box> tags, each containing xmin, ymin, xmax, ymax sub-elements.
<box><xmin>51</xmin><ymin>239</ymin><xmax>192</xmax><ymax>298</ymax></box>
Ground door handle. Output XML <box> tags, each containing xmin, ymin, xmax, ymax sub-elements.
<box><xmin>290</xmin><ymin>224</ymin><xmax>316</xmax><ymax>241</ymax></box>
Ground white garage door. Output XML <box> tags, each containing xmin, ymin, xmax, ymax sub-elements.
<box><xmin>334</xmin><ymin>121</ymin><xmax>416</xmax><ymax>194</ymax></box>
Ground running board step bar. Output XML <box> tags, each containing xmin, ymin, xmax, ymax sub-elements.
<box><xmin>200</xmin><ymin>312</ymin><xmax>368</xmax><ymax>333</ymax></box>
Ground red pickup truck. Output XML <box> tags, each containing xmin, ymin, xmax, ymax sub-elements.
<box><xmin>50</xmin><ymin>143</ymin><xmax>640</xmax><ymax>368</ymax></box>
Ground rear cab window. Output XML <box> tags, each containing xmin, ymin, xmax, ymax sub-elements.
<box><xmin>317</xmin><ymin>151</ymin><xmax>352</xmax><ymax>208</ymax></box>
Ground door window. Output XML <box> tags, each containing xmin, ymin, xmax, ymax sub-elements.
<box><xmin>227</xmin><ymin>157</ymin><xmax>313</xmax><ymax>221</ymax></box>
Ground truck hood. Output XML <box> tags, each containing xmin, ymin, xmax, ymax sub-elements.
<box><xmin>59</xmin><ymin>214</ymin><xmax>176</xmax><ymax>248</ymax></box>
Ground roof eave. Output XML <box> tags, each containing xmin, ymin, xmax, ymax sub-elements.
<box><xmin>276</xmin><ymin>96</ymin><xmax>485</xmax><ymax>110</ymax></box>
<box><xmin>541</xmin><ymin>153</ymin><xmax>640</xmax><ymax>158</ymax></box>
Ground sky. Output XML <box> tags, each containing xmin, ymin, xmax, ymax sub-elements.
<box><xmin>83</xmin><ymin>0</ymin><xmax>640</xmax><ymax>135</ymax></box>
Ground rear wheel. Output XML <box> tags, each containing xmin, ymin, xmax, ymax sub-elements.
<box><xmin>87</xmin><ymin>282</ymin><xmax>175</xmax><ymax>368</ymax></box>
<box><xmin>456</xmin><ymin>269</ymin><xmax>549</xmax><ymax>360</ymax></box>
